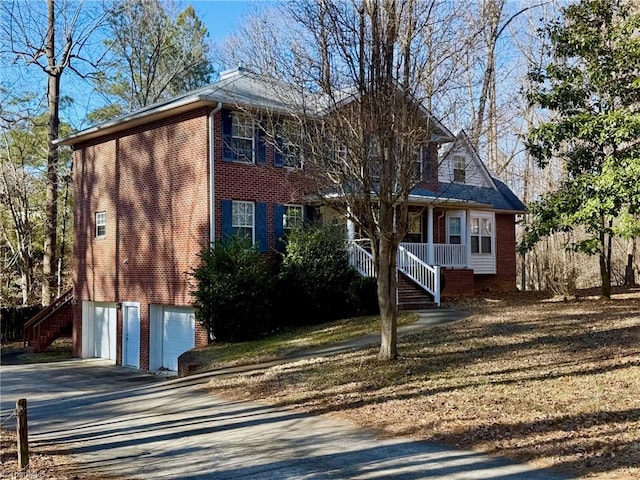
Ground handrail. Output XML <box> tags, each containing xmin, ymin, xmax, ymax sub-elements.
<box><xmin>24</xmin><ymin>288</ymin><xmax>73</xmax><ymax>344</ymax></box>
<box><xmin>348</xmin><ymin>241</ymin><xmax>376</xmax><ymax>278</ymax></box>
<box><xmin>348</xmin><ymin>241</ymin><xmax>441</xmax><ymax>306</ymax></box>
<box><xmin>397</xmin><ymin>245</ymin><xmax>441</xmax><ymax>306</ymax></box>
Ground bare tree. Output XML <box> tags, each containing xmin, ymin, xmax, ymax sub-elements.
<box><xmin>221</xmin><ymin>0</ymin><xmax>464</xmax><ymax>360</ymax></box>
<box><xmin>0</xmin><ymin>0</ymin><xmax>107</xmax><ymax>305</ymax></box>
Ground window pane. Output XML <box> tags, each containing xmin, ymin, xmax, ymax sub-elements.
<box><xmin>471</xmin><ymin>236</ymin><xmax>479</xmax><ymax>253</ymax></box>
<box><xmin>481</xmin><ymin>236</ymin><xmax>492</xmax><ymax>253</ymax></box>
<box><xmin>450</xmin><ymin>235</ymin><xmax>461</xmax><ymax>245</ymax></box>
<box><xmin>284</xmin><ymin>206</ymin><xmax>303</xmax><ymax>229</ymax></box>
<box><xmin>408</xmin><ymin>212</ymin><xmax>421</xmax><ymax>234</ymax></box>
<box><xmin>449</xmin><ymin>217</ymin><xmax>461</xmax><ymax>235</ymax></box>
<box><xmin>233</xmin><ymin>138</ymin><xmax>253</xmax><ymax>163</ymax></box>
<box><xmin>471</xmin><ymin>218</ymin><xmax>479</xmax><ymax>235</ymax></box>
<box><xmin>96</xmin><ymin>212</ymin><xmax>106</xmax><ymax>238</ymax></box>
<box><xmin>481</xmin><ymin>218</ymin><xmax>492</xmax><ymax>236</ymax></box>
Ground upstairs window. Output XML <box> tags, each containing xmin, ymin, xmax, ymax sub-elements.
<box><xmin>414</xmin><ymin>145</ymin><xmax>433</xmax><ymax>182</ymax></box>
<box><xmin>453</xmin><ymin>155</ymin><xmax>466</xmax><ymax>183</ymax></box>
<box><xmin>95</xmin><ymin>212</ymin><xmax>106</xmax><ymax>238</ymax></box>
<box><xmin>366</xmin><ymin>135</ymin><xmax>381</xmax><ymax>182</ymax></box>
<box><xmin>231</xmin><ymin>113</ymin><xmax>254</xmax><ymax>163</ymax></box>
<box><xmin>232</xmin><ymin>201</ymin><xmax>254</xmax><ymax>243</ymax></box>
<box><xmin>279</xmin><ymin>121</ymin><xmax>303</xmax><ymax>169</ymax></box>
<box><xmin>471</xmin><ymin>217</ymin><xmax>492</xmax><ymax>254</ymax></box>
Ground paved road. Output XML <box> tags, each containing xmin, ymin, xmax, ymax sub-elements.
<box><xmin>1</xmin><ymin>358</ymin><xmax>572</xmax><ymax>479</ymax></box>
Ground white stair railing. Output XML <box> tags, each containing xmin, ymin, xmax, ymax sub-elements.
<box><xmin>397</xmin><ymin>244</ymin><xmax>441</xmax><ymax>306</ymax></box>
<box><xmin>348</xmin><ymin>240</ymin><xmax>441</xmax><ymax>306</ymax></box>
<box><xmin>348</xmin><ymin>241</ymin><xmax>376</xmax><ymax>278</ymax></box>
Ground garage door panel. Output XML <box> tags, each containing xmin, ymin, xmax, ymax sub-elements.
<box><xmin>162</xmin><ymin>307</ymin><xmax>195</xmax><ymax>371</ymax></box>
<box><xmin>94</xmin><ymin>304</ymin><xmax>116</xmax><ymax>361</ymax></box>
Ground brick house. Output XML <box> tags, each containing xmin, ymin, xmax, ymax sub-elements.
<box><xmin>55</xmin><ymin>68</ymin><xmax>524</xmax><ymax>372</ymax></box>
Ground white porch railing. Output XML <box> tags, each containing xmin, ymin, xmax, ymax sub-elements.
<box><xmin>348</xmin><ymin>240</ymin><xmax>376</xmax><ymax>277</ymax></box>
<box><xmin>434</xmin><ymin>244</ymin><xmax>466</xmax><ymax>268</ymax></box>
<box><xmin>397</xmin><ymin>245</ymin><xmax>441</xmax><ymax>306</ymax></box>
<box><xmin>400</xmin><ymin>242</ymin><xmax>467</xmax><ymax>268</ymax></box>
<box><xmin>348</xmin><ymin>241</ymin><xmax>441</xmax><ymax>306</ymax></box>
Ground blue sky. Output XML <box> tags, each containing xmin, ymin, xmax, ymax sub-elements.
<box><xmin>189</xmin><ymin>1</ymin><xmax>259</xmax><ymax>43</ymax></box>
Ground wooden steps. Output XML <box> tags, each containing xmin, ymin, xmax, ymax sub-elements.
<box><xmin>23</xmin><ymin>289</ymin><xmax>74</xmax><ymax>352</ymax></box>
<box><xmin>397</xmin><ymin>272</ymin><xmax>436</xmax><ymax>310</ymax></box>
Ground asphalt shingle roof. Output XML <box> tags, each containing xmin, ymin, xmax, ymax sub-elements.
<box><xmin>412</xmin><ymin>179</ymin><xmax>526</xmax><ymax>212</ymax></box>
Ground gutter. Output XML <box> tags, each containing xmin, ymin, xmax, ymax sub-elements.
<box><xmin>208</xmin><ymin>102</ymin><xmax>223</xmax><ymax>245</ymax></box>
<box><xmin>54</xmin><ymin>95</ymin><xmax>220</xmax><ymax>147</ymax></box>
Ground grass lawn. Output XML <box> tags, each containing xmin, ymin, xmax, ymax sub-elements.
<box><xmin>0</xmin><ymin>337</ymin><xmax>73</xmax><ymax>365</ymax></box>
<box><xmin>180</xmin><ymin>312</ymin><xmax>418</xmax><ymax>372</ymax></box>
<box><xmin>205</xmin><ymin>289</ymin><xmax>640</xmax><ymax>479</ymax></box>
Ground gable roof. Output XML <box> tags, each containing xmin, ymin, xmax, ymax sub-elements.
<box><xmin>440</xmin><ymin>130</ymin><xmax>497</xmax><ymax>189</ymax></box>
<box><xmin>56</xmin><ymin>68</ymin><xmax>454</xmax><ymax>147</ymax></box>
<box><xmin>411</xmin><ymin>180</ymin><xmax>526</xmax><ymax>213</ymax></box>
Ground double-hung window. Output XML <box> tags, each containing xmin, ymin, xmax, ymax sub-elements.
<box><xmin>448</xmin><ymin>216</ymin><xmax>462</xmax><ymax>245</ymax></box>
<box><xmin>283</xmin><ymin>205</ymin><xmax>303</xmax><ymax>230</ymax></box>
<box><xmin>453</xmin><ymin>155</ymin><xmax>466</xmax><ymax>183</ymax></box>
<box><xmin>232</xmin><ymin>113</ymin><xmax>254</xmax><ymax>163</ymax></box>
<box><xmin>471</xmin><ymin>216</ymin><xmax>492</xmax><ymax>254</ymax></box>
<box><xmin>232</xmin><ymin>201</ymin><xmax>254</xmax><ymax>242</ymax></box>
<box><xmin>95</xmin><ymin>212</ymin><xmax>106</xmax><ymax>238</ymax></box>
<box><xmin>280</xmin><ymin>121</ymin><xmax>303</xmax><ymax>169</ymax></box>
<box><xmin>367</xmin><ymin>135</ymin><xmax>381</xmax><ymax>182</ymax></box>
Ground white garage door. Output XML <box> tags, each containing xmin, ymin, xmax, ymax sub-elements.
<box><xmin>94</xmin><ymin>304</ymin><xmax>117</xmax><ymax>360</ymax></box>
<box><xmin>162</xmin><ymin>307</ymin><xmax>195</xmax><ymax>371</ymax></box>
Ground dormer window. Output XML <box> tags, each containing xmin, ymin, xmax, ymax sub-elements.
<box><xmin>453</xmin><ymin>155</ymin><xmax>466</xmax><ymax>183</ymax></box>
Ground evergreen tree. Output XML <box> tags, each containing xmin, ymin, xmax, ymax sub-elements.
<box><xmin>90</xmin><ymin>0</ymin><xmax>213</xmax><ymax>122</ymax></box>
<box><xmin>522</xmin><ymin>0</ymin><xmax>640</xmax><ymax>299</ymax></box>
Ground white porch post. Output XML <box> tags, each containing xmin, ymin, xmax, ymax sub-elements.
<box><xmin>427</xmin><ymin>206</ymin><xmax>434</xmax><ymax>265</ymax></box>
<box><xmin>465</xmin><ymin>209</ymin><xmax>472</xmax><ymax>268</ymax></box>
<box><xmin>347</xmin><ymin>207</ymin><xmax>355</xmax><ymax>241</ymax></box>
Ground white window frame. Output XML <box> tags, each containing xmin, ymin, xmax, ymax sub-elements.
<box><xmin>447</xmin><ymin>215</ymin><xmax>462</xmax><ymax>245</ymax></box>
<box><xmin>232</xmin><ymin>113</ymin><xmax>255</xmax><ymax>164</ymax></box>
<box><xmin>283</xmin><ymin>204</ymin><xmax>304</xmax><ymax>230</ymax></box>
<box><xmin>232</xmin><ymin>201</ymin><xmax>255</xmax><ymax>244</ymax></box>
<box><xmin>453</xmin><ymin>155</ymin><xmax>466</xmax><ymax>183</ymax></box>
<box><xmin>470</xmin><ymin>215</ymin><xmax>493</xmax><ymax>255</ymax></box>
<box><xmin>280</xmin><ymin>121</ymin><xmax>303</xmax><ymax>169</ymax></box>
<box><xmin>95</xmin><ymin>211</ymin><xmax>106</xmax><ymax>238</ymax></box>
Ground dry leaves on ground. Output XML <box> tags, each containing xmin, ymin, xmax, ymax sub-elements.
<box><xmin>207</xmin><ymin>289</ymin><xmax>640</xmax><ymax>480</ymax></box>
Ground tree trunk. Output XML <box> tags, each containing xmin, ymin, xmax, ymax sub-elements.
<box><xmin>42</xmin><ymin>0</ymin><xmax>60</xmax><ymax>306</ymax></box>
<box><xmin>624</xmin><ymin>237</ymin><xmax>637</xmax><ymax>287</ymax></box>
<box><xmin>377</xmin><ymin>237</ymin><xmax>398</xmax><ymax>361</ymax></box>
<box><xmin>599</xmin><ymin>225</ymin><xmax>611</xmax><ymax>300</ymax></box>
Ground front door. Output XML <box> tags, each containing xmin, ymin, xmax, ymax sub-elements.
<box><xmin>123</xmin><ymin>302</ymin><xmax>140</xmax><ymax>368</ymax></box>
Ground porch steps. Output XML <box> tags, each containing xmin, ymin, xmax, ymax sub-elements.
<box><xmin>23</xmin><ymin>289</ymin><xmax>74</xmax><ymax>353</ymax></box>
<box><xmin>398</xmin><ymin>273</ymin><xmax>436</xmax><ymax>310</ymax></box>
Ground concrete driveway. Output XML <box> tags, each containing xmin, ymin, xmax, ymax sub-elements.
<box><xmin>0</xmin><ymin>359</ymin><xmax>572</xmax><ymax>479</ymax></box>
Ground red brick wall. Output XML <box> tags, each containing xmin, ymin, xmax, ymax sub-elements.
<box><xmin>441</xmin><ymin>268</ymin><xmax>474</xmax><ymax>297</ymax></box>
<box><xmin>74</xmin><ymin>109</ymin><xmax>212</xmax><ymax>369</ymax></box>
<box><xmin>73</xmin><ymin>107</ymin><xmax>304</xmax><ymax>369</ymax></box>
<box><xmin>474</xmin><ymin>213</ymin><xmax>518</xmax><ymax>292</ymax></box>
<box><xmin>212</xmin><ymin>112</ymin><xmax>308</xmax><ymax>249</ymax></box>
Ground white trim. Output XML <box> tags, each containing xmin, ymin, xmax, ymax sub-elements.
<box><xmin>122</xmin><ymin>301</ymin><xmax>141</xmax><ymax>369</ymax></box>
<box><xmin>232</xmin><ymin>200</ymin><xmax>255</xmax><ymax>244</ymax></box>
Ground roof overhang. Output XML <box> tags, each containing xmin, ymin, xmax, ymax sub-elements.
<box><xmin>55</xmin><ymin>95</ymin><xmax>221</xmax><ymax>147</ymax></box>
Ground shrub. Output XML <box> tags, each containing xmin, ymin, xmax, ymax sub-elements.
<box><xmin>191</xmin><ymin>237</ymin><xmax>273</xmax><ymax>342</ymax></box>
<box><xmin>277</xmin><ymin>225</ymin><xmax>358</xmax><ymax>325</ymax></box>
<box><xmin>348</xmin><ymin>276</ymin><xmax>379</xmax><ymax>316</ymax></box>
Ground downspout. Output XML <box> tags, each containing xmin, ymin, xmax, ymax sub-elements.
<box><xmin>208</xmin><ymin>102</ymin><xmax>222</xmax><ymax>245</ymax></box>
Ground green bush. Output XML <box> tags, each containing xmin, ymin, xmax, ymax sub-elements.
<box><xmin>348</xmin><ymin>276</ymin><xmax>379</xmax><ymax>316</ymax></box>
<box><xmin>277</xmin><ymin>225</ymin><xmax>358</xmax><ymax>325</ymax></box>
<box><xmin>191</xmin><ymin>237</ymin><xmax>273</xmax><ymax>342</ymax></box>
